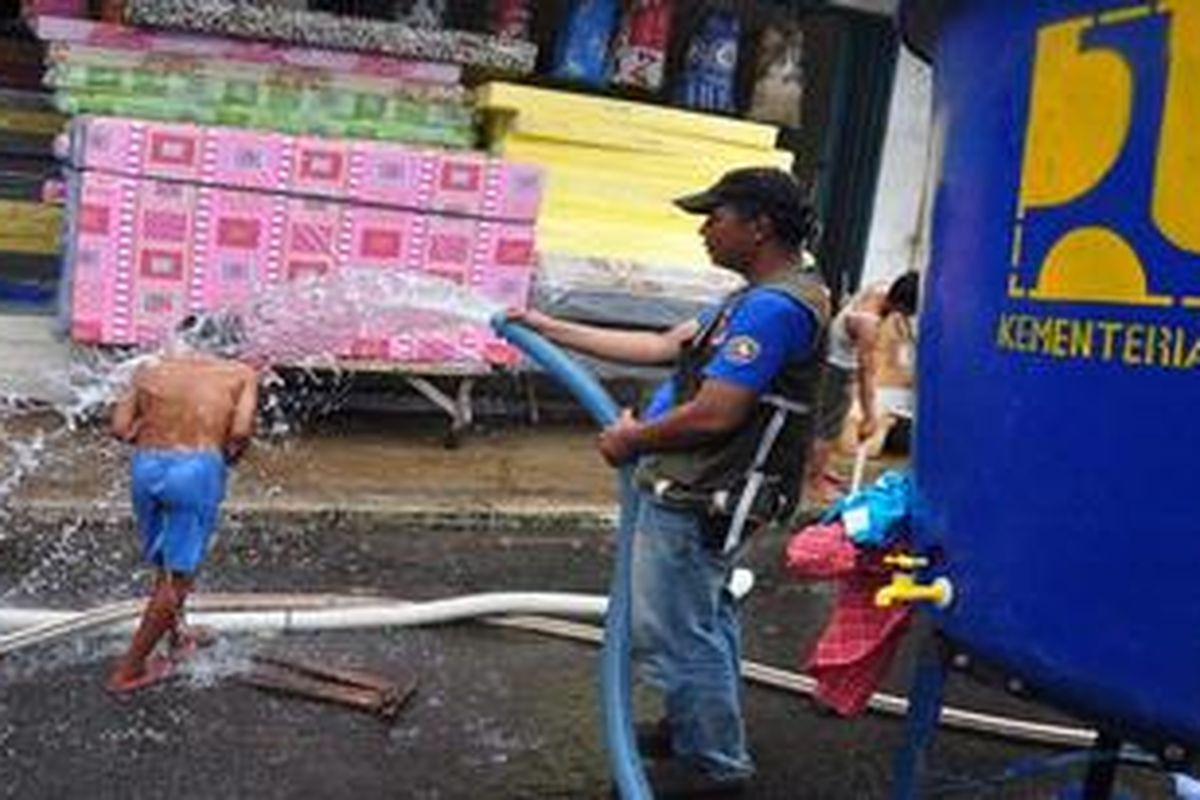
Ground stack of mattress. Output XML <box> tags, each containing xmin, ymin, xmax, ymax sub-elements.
<box><xmin>36</xmin><ymin>16</ymin><xmax>475</xmax><ymax>149</ymax></box>
<box><xmin>0</xmin><ymin>88</ymin><xmax>65</xmax><ymax>308</ymax></box>
<box><xmin>122</xmin><ymin>0</ymin><xmax>537</xmax><ymax>75</ymax></box>
<box><xmin>0</xmin><ymin>36</ymin><xmax>45</xmax><ymax>92</ymax></box>
<box><xmin>61</xmin><ymin>116</ymin><xmax>543</xmax><ymax>364</ymax></box>
<box><xmin>23</xmin><ymin>4</ymin><xmax>549</xmax><ymax>365</ymax></box>
<box><xmin>478</xmin><ymin>82</ymin><xmax>791</xmax><ymax>326</ymax></box>
<box><xmin>0</xmin><ymin>89</ymin><xmax>61</xmax><ymax>199</ymax></box>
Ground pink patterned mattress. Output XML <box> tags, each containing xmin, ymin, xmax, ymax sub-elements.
<box><xmin>64</xmin><ymin>117</ymin><xmax>544</xmax><ymax>365</ymax></box>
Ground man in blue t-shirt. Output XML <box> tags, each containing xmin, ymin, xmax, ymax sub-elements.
<box><xmin>512</xmin><ymin>167</ymin><xmax>829</xmax><ymax>797</ymax></box>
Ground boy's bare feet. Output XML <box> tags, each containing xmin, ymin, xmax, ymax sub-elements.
<box><xmin>106</xmin><ymin>654</ymin><xmax>174</xmax><ymax>695</ymax></box>
<box><xmin>169</xmin><ymin>624</ymin><xmax>218</xmax><ymax>662</ymax></box>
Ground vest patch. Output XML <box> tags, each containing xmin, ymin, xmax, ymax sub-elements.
<box><xmin>724</xmin><ymin>335</ymin><xmax>761</xmax><ymax>365</ymax></box>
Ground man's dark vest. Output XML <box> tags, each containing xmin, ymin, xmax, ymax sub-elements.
<box><xmin>634</xmin><ymin>265</ymin><xmax>830</xmax><ymax>544</ymax></box>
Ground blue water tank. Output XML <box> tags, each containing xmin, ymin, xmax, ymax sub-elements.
<box><xmin>903</xmin><ymin>0</ymin><xmax>1200</xmax><ymax>749</ymax></box>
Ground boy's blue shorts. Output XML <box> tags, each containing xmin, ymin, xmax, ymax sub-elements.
<box><xmin>131</xmin><ymin>449</ymin><xmax>228</xmax><ymax>576</ymax></box>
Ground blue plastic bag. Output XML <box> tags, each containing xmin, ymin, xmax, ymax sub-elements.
<box><xmin>821</xmin><ymin>471</ymin><xmax>912</xmax><ymax>548</ymax></box>
<box><xmin>550</xmin><ymin>0</ymin><xmax>620</xmax><ymax>86</ymax></box>
<box><xmin>674</xmin><ymin>10</ymin><xmax>741</xmax><ymax>112</ymax></box>
<box><xmin>1176</xmin><ymin>773</ymin><xmax>1200</xmax><ymax>800</ymax></box>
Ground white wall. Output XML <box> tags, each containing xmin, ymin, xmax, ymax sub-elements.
<box><xmin>861</xmin><ymin>48</ymin><xmax>934</xmax><ymax>288</ymax></box>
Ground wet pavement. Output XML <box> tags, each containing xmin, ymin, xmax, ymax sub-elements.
<box><xmin>0</xmin><ymin>412</ymin><xmax>1177</xmax><ymax>799</ymax></box>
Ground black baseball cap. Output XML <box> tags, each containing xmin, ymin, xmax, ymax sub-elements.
<box><xmin>675</xmin><ymin>167</ymin><xmax>816</xmax><ymax>248</ymax></box>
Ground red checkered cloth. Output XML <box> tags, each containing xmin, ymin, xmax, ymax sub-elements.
<box><xmin>785</xmin><ymin>521</ymin><xmax>913</xmax><ymax>716</ymax></box>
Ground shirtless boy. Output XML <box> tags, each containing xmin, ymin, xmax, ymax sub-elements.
<box><xmin>107</xmin><ymin>316</ymin><xmax>258</xmax><ymax>693</ymax></box>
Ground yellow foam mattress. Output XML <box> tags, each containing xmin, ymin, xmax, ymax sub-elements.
<box><xmin>0</xmin><ymin>108</ymin><xmax>66</xmax><ymax>137</ymax></box>
<box><xmin>479</xmin><ymin>83</ymin><xmax>794</xmax><ymax>271</ymax></box>
<box><xmin>478</xmin><ymin>82</ymin><xmax>779</xmax><ymax>151</ymax></box>
<box><xmin>0</xmin><ymin>201</ymin><xmax>62</xmax><ymax>254</ymax></box>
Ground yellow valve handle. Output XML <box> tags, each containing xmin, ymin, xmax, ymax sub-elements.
<box><xmin>875</xmin><ymin>573</ymin><xmax>955</xmax><ymax>609</ymax></box>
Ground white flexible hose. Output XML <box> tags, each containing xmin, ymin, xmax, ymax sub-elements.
<box><xmin>0</xmin><ymin>592</ymin><xmax>605</xmax><ymax>653</ymax></box>
<box><xmin>0</xmin><ymin>591</ymin><xmax>1099</xmax><ymax>749</ymax></box>
<box><xmin>486</xmin><ymin>615</ymin><xmax>1097</xmax><ymax>749</ymax></box>
<box><xmin>0</xmin><ymin>593</ymin><xmax>373</xmax><ymax>654</ymax></box>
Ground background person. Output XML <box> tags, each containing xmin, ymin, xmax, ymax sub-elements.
<box><xmin>805</xmin><ymin>271</ymin><xmax>919</xmax><ymax>504</ymax></box>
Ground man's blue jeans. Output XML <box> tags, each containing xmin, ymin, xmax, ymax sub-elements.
<box><xmin>629</xmin><ymin>488</ymin><xmax>753</xmax><ymax>780</ymax></box>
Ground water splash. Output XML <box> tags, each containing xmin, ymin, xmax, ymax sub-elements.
<box><xmin>0</xmin><ymin>428</ymin><xmax>48</xmax><ymax>503</ymax></box>
<box><xmin>179</xmin><ymin>637</ymin><xmax>257</xmax><ymax>689</ymax></box>
<box><xmin>234</xmin><ymin>267</ymin><xmax>502</xmax><ymax>366</ymax></box>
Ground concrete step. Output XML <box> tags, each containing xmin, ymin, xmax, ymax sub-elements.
<box><xmin>0</xmin><ymin>313</ymin><xmax>73</xmax><ymax>406</ymax></box>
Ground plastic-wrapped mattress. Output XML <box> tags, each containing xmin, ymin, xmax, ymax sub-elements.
<box><xmin>122</xmin><ymin>0</ymin><xmax>537</xmax><ymax>75</ymax></box>
<box><xmin>532</xmin><ymin>252</ymin><xmax>743</xmax><ymax>329</ymax></box>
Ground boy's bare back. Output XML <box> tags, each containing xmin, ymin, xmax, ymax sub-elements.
<box><xmin>112</xmin><ymin>354</ymin><xmax>258</xmax><ymax>458</ymax></box>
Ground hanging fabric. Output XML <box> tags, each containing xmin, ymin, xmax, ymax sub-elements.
<box><xmin>611</xmin><ymin>0</ymin><xmax>675</xmax><ymax>92</ymax></box>
<box><xmin>549</xmin><ymin>0</ymin><xmax>620</xmax><ymax>87</ymax></box>
<box><xmin>674</xmin><ymin>9</ymin><xmax>741</xmax><ymax>113</ymax></box>
<box><xmin>747</xmin><ymin>20</ymin><xmax>805</xmax><ymax>128</ymax></box>
<box><xmin>491</xmin><ymin>0</ymin><xmax>533</xmax><ymax>40</ymax></box>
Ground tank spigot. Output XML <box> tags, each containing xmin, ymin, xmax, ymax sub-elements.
<box><xmin>875</xmin><ymin>572</ymin><xmax>954</xmax><ymax>609</ymax></box>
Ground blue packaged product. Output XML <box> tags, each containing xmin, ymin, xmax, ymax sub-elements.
<box><xmin>550</xmin><ymin>0</ymin><xmax>620</xmax><ymax>86</ymax></box>
<box><xmin>675</xmin><ymin>10</ymin><xmax>741</xmax><ymax>112</ymax></box>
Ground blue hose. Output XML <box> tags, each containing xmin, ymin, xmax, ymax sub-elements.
<box><xmin>492</xmin><ymin>316</ymin><xmax>651</xmax><ymax>799</ymax></box>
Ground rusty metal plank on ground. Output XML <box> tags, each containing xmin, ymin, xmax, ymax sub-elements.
<box><xmin>236</xmin><ymin>652</ymin><xmax>417</xmax><ymax>721</ymax></box>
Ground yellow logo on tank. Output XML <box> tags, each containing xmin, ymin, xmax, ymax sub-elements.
<box><xmin>1010</xmin><ymin>0</ymin><xmax>1200</xmax><ymax>309</ymax></box>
